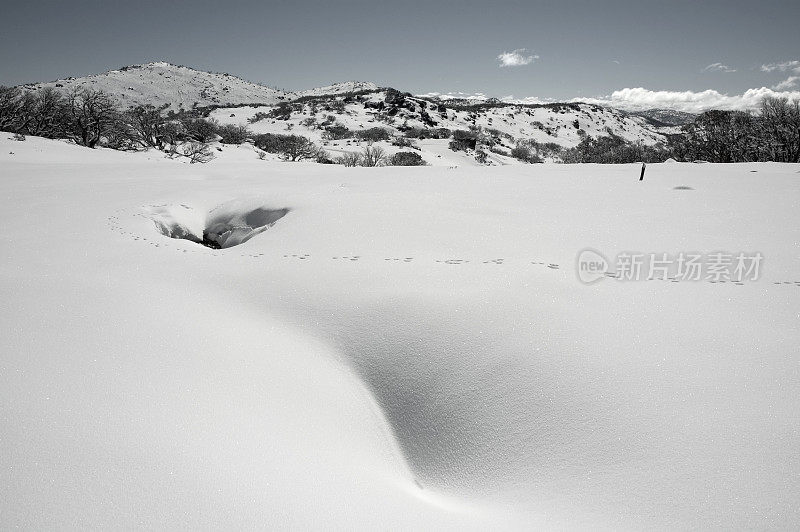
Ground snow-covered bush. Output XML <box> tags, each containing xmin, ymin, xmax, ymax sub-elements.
<box><xmin>391</xmin><ymin>136</ymin><xmax>414</xmax><ymax>148</ymax></box>
<box><xmin>404</xmin><ymin>127</ymin><xmax>450</xmax><ymax>140</ymax></box>
<box><xmin>268</xmin><ymin>102</ymin><xmax>293</xmax><ymax>120</ymax></box>
<box><xmin>323</xmin><ymin>124</ymin><xmax>352</xmax><ymax>140</ymax></box>
<box><xmin>355</xmin><ymin>127</ymin><xmax>390</xmax><ymax>143</ymax></box>
<box><xmin>180</xmin><ymin>117</ymin><xmax>220</xmax><ymax>143</ymax></box>
<box><xmin>252</xmin><ymin>133</ymin><xmax>319</xmax><ymax>161</ymax></box>
<box><xmin>449</xmin><ymin>129</ymin><xmax>478</xmax><ymax>152</ymax></box>
<box><xmin>216</xmin><ymin>123</ymin><xmax>251</xmax><ymax>144</ymax></box>
<box><xmin>510</xmin><ymin>144</ymin><xmax>543</xmax><ymax>163</ymax></box>
<box><xmin>300</xmin><ymin>117</ymin><xmax>317</xmax><ymax>129</ymax></box>
<box><xmin>389</xmin><ymin>151</ymin><xmax>426</xmax><ymax>166</ymax></box>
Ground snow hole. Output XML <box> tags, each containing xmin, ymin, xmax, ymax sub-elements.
<box><xmin>145</xmin><ymin>202</ymin><xmax>289</xmax><ymax>249</ymax></box>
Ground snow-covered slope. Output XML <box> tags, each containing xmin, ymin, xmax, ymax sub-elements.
<box><xmin>211</xmin><ymin>90</ymin><xmax>667</xmax><ymax>166</ymax></box>
<box><xmin>2</xmin><ymin>136</ymin><xmax>799</xmax><ymax>529</ymax></box>
<box><xmin>295</xmin><ymin>81</ymin><xmax>379</xmax><ymax>98</ymax></box>
<box><xmin>627</xmin><ymin>108</ymin><xmax>697</xmax><ymax>127</ymax></box>
<box><xmin>22</xmin><ymin>62</ymin><xmax>289</xmax><ymax>110</ymax></box>
<box><xmin>21</xmin><ymin>63</ymin><xmax>378</xmax><ymax>111</ymax></box>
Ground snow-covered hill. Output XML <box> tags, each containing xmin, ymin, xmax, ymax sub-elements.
<box><xmin>21</xmin><ymin>62</ymin><xmax>380</xmax><ymax>111</ymax></box>
<box><xmin>211</xmin><ymin>89</ymin><xmax>668</xmax><ymax>166</ymax></box>
<box><xmin>22</xmin><ymin>62</ymin><xmax>289</xmax><ymax>110</ymax></box>
<box><xmin>295</xmin><ymin>81</ymin><xmax>379</xmax><ymax>98</ymax></box>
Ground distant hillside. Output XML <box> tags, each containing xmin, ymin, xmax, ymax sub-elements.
<box><xmin>628</xmin><ymin>108</ymin><xmax>696</xmax><ymax>127</ymax></box>
<box><xmin>21</xmin><ymin>62</ymin><xmax>381</xmax><ymax>112</ymax></box>
<box><xmin>21</xmin><ymin>62</ymin><xmax>289</xmax><ymax>110</ymax></box>
<box><xmin>210</xmin><ymin>88</ymin><xmax>668</xmax><ymax>166</ymax></box>
<box><xmin>295</xmin><ymin>81</ymin><xmax>379</xmax><ymax>98</ymax></box>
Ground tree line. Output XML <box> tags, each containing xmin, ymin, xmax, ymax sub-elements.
<box><xmin>0</xmin><ymin>86</ymin><xmax>429</xmax><ymax>166</ymax></box>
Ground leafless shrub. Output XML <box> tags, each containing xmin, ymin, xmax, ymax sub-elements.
<box><xmin>337</xmin><ymin>152</ymin><xmax>362</xmax><ymax>167</ymax></box>
<box><xmin>182</xmin><ymin>141</ymin><xmax>214</xmax><ymax>163</ymax></box>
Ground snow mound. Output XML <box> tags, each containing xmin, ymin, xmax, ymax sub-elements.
<box><xmin>145</xmin><ymin>201</ymin><xmax>289</xmax><ymax>249</ymax></box>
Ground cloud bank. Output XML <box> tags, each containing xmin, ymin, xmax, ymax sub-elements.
<box><xmin>571</xmin><ymin>87</ymin><xmax>800</xmax><ymax>112</ymax></box>
<box><xmin>497</xmin><ymin>49</ymin><xmax>538</xmax><ymax>67</ymax></box>
<box><xmin>420</xmin><ymin>87</ymin><xmax>800</xmax><ymax>113</ymax></box>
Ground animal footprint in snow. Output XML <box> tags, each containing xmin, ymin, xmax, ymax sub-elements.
<box><xmin>437</xmin><ymin>259</ymin><xmax>469</xmax><ymax>265</ymax></box>
<box><xmin>547</xmin><ymin>263</ymin><xmax>559</xmax><ymax>269</ymax></box>
<box><xmin>284</xmin><ymin>254</ymin><xmax>310</xmax><ymax>260</ymax></box>
<box><xmin>483</xmin><ymin>258</ymin><xmax>504</xmax><ymax>264</ymax></box>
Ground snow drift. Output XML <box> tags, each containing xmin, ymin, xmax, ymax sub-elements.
<box><xmin>1</xmin><ymin>137</ymin><xmax>798</xmax><ymax>529</ymax></box>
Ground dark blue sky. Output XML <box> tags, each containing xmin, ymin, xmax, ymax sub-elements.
<box><xmin>1</xmin><ymin>0</ymin><xmax>798</xmax><ymax>105</ymax></box>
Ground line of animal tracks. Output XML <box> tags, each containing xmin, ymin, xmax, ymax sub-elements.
<box><xmin>105</xmin><ymin>214</ymin><xmax>800</xmax><ymax>289</ymax></box>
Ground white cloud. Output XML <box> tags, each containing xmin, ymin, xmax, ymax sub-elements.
<box><xmin>565</xmin><ymin>87</ymin><xmax>800</xmax><ymax>112</ymax></box>
<box><xmin>497</xmin><ymin>49</ymin><xmax>538</xmax><ymax>68</ymax></box>
<box><xmin>703</xmin><ymin>62</ymin><xmax>736</xmax><ymax>73</ymax></box>
<box><xmin>773</xmin><ymin>76</ymin><xmax>800</xmax><ymax>90</ymax></box>
<box><xmin>760</xmin><ymin>60</ymin><xmax>800</xmax><ymax>73</ymax></box>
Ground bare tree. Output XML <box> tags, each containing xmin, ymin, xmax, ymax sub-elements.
<box><xmin>360</xmin><ymin>145</ymin><xmax>386</xmax><ymax>167</ymax></box>
<box><xmin>23</xmin><ymin>87</ymin><xmax>67</xmax><ymax>138</ymax></box>
<box><xmin>337</xmin><ymin>152</ymin><xmax>362</xmax><ymax>166</ymax></box>
<box><xmin>66</xmin><ymin>88</ymin><xmax>118</xmax><ymax>148</ymax></box>
<box><xmin>760</xmin><ymin>96</ymin><xmax>800</xmax><ymax>162</ymax></box>
<box><xmin>0</xmin><ymin>86</ymin><xmax>36</xmax><ymax>133</ymax></box>
<box><xmin>126</xmin><ymin>103</ymin><xmax>171</xmax><ymax>149</ymax></box>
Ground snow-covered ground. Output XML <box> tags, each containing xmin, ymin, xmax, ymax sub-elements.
<box><xmin>1</xmin><ymin>136</ymin><xmax>799</xmax><ymax>529</ymax></box>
